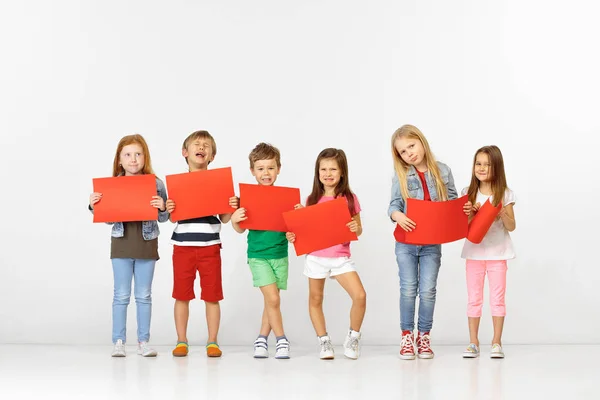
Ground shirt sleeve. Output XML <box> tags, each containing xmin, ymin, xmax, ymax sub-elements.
<box><xmin>503</xmin><ymin>189</ymin><xmax>516</xmax><ymax>206</ymax></box>
<box><xmin>352</xmin><ymin>194</ymin><xmax>361</xmax><ymax>214</ymax></box>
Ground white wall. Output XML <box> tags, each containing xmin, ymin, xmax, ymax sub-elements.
<box><xmin>1</xmin><ymin>0</ymin><xmax>598</xmax><ymax>345</ymax></box>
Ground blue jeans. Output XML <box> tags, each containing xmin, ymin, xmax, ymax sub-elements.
<box><xmin>111</xmin><ymin>258</ymin><xmax>156</xmax><ymax>343</ymax></box>
<box><xmin>395</xmin><ymin>242</ymin><xmax>442</xmax><ymax>333</ymax></box>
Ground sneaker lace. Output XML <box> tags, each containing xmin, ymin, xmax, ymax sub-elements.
<box><xmin>321</xmin><ymin>339</ymin><xmax>334</xmax><ymax>353</ymax></box>
<box><xmin>115</xmin><ymin>340</ymin><xmax>125</xmax><ymax>351</ymax></box>
<box><xmin>400</xmin><ymin>334</ymin><xmax>414</xmax><ymax>353</ymax></box>
<box><xmin>139</xmin><ymin>342</ymin><xmax>150</xmax><ymax>352</ymax></box>
<box><xmin>347</xmin><ymin>336</ymin><xmax>359</xmax><ymax>352</ymax></box>
<box><xmin>418</xmin><ymin>335</ymin><xmax>431</xmax><ymax>352</ymax></box>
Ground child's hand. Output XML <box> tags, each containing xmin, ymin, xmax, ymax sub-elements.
<box><xmin>293</xmin><ymin>204</ymin><xmax>304</xmax><ymax>210</ymax></box>
<box><xmin>347</xmin><ymin>220</ymin><xmax>359</xmax><ymax>233</ymax></box>
<box><xmin>463</xmin><ymin>201</ymin><xmax>473</xmax><ymax>216</ymax></box>
<box><xmin>231</xmin><ymin>207</ymin><xmax>247</xmax><ymax>223</ymax></box>
<box><xmin>394</xmin><ymin>212</ymin><xmax>416</xmax><ymax>232</ymax></box>
<box><xmin>89</xmin><ymin>192</ymin><xmax>102</xmax><ymax>209</ymax></box>
<box><xmin>472</xmin><ymin>202</ymin><xmax>481</xmax><ymax>213</ymax></box>
<box><xmin>166</xmin><ymin>199</ymin><xmax>175</xmax><ymax>213</ymax></box>
<box><xmin>497</xmin><ymin>206</ymin><xmax>510</xmax><ymax>220</ymax></box>
<box><xmin>229</xmin><ymin>196</ymin><xmax>240</xmax><ymax>209</ymax></box>
<box><xmin>151</xmin><ymin>195</ymin><xmax>166</xmax><ymax>212</ymax></box>
<box><xmin>286</xmin><ymin>232</ymin><xmax>296</xmax><ymax>243</ymax></box>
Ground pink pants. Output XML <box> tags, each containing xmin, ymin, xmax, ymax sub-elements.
<box><xmin>466</xmin><ymin>260</ymin><xmax>507</xmax><ymax>317</ymax></box>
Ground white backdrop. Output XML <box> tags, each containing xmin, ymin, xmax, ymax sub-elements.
<box><xmin>1</xmin><ymin>0</ymin><xmax>598</xmax><ymax>346</ymax></box>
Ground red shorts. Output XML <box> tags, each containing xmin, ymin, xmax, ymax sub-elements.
<box><xmin>172</xmin><ymin>244</ymin><xmax>223</xmax><ymax>302</ymax></box>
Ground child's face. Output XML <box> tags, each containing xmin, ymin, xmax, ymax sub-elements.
<box><xmin>183</xmin><ymin>138</ymin><xmax>215</xmax><ymax>169</ymax></box>
<box><xmin>474</xmin><ymin>152</ymin><xmax>492</xmax><ymax>182</ymax></box>
<box><xmin>395</xmin><ymin>137</ymin><xmax>425</xmax><ymax>167</ymax></box>
<box><xmin>119</xmin><ymin>144</ymin><xmax>145</xmax><ymax>176</ymax></box>
<box><xmin>319</xmin><ymin>158</ymin><xmax>341</xmax><ymax>191</ymax></box>
<box><xmin>251</xmin><ymin>158</ymin><xmax>280</xmax><ymax>186</ymax></box>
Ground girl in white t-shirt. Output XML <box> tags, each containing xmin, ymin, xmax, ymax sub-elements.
<box><xmin>461</xmin><ymin>145</ymin><xmax>516</xmax><ymax>359</ymax></box>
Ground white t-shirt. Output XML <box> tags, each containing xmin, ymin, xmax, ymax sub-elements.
<box><xmin>461</xmin><ymin>187</ymin><xmax>516</xmax><ymax>260</ymax></box>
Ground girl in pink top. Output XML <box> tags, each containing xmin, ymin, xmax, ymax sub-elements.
<box><xmin>286</xmin><ymin>148</ymin><xmax>366</xmax><ymax>360</ymax></box>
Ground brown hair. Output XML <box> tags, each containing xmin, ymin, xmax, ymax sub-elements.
<box><xmin>391</xmin><ymin>124</ymin><xmax>448</xmax><ymax>201</ymax></box>
<box><xmin>467</xmin><ymin>145</ymin><xmax>507</xmax><ymax>207</ymax></box>
<box><xmin>182</xmin><ymin>130</ymin><xmax>217</xmax><ymax>165</ymax></box>
<box><xmin>112</xmin><ymin>134</ymin><xmax>155</xmax><ymax>177</ymax></box>
<box><xmin>249</xmin><ymin>142</ymin><xmax>281</xmax><ymax>168</ymax></box>
<box><xmin>306</xmin><ymin>148</ymin><xmax>356</xmax><ymax>216</ymax></box>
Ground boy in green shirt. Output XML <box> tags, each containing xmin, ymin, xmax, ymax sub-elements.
<box><xmin>231</xmin><ymin>143</ymin><xmax>290</xmax><ymax>359</ymax></box>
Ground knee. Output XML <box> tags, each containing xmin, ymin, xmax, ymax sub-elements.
<box><xmin>419</xmin><ymin>286</ymin><xmax>437</xmax><ymax>301</ymax></box>
<box><xmin>309</xmin><ymin>293</ymin><xmax>324</xmax><ymax>307</ymax></box>
<box><xmin>113</xmin><ymin>290</ymin><xmax>131</xmax><ymax>305</ymax></box>
<box><xmin>400</xmin><ymin>284</ymin><xmax>417</xmax><ymax>299</ymax></box>
<box><xmin>353</xmin><ymin>290</ymin><xmax>366</xmax><ymax>307</ymax></box>
<box><xmin>265</xmin><ymin>292</ymin><xmax>281</xmax><ymax>309</ymax></box>
<box><xmin>135</xmin><ymin>289</ymin><xmax>152</xmax><ymax>304</ymax></box>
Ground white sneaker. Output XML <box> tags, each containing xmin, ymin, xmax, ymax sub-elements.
<box><xmin>137</xmin><ymin>341</ymin><xmax>157</xmax><ymax>357</ymax></box>
<box><xmin>111</xmin><ymin>339</ymin><xmax>126</xmax><ymax>357</ymax></box>
<box><xmin>343</xmin><ymin>330</ymin><xmax>361</xmax><ymax>360</ymax></box>
<box><xmin>275</xmin><ymin>338</ymin><xmax>290</xmax><ymax>359</ymax></box>
<box><xmin>253</xmin><ymin>337</ymin><xmax>268</xmax><ymax>358</ymax></box>
<box><xmin>319</xmin><ymin>335</ymin><xmax>335</xmax><ymax>360</ymax></box>
<box><xmin>462</xmin><ymin>343</ymin><xmax>480</xmax><ymax>358</ymax></box>
<box><xmin>491</xmin><ymin>344</ymin><xmax>505</xmax><ymax>359</ymax></box>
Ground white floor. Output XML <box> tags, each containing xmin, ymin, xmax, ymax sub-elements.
<box><xmin>0</xmin><ymin>344</ymin><xmax>596</xmax><ymax>400</ymax></box>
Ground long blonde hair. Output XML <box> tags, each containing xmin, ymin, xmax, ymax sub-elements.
<box><xmin>391</xmin><ymin>125</ymin><xmax>447</xmax><ymax>201</ymax></box>
<box><xmin>467</xmin><ymin>145</ymin><xmax>507</xmax><ymax>207</ymax></box>
<box><xmin>112</xmin><ymin>134</ymin><xmax>155</xmax><ymax>177</ymax></box>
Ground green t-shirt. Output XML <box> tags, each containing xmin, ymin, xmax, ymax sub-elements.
<box><xmin>247</xmin><ymin>230</ymin><xmax>288</xmax><ymax>259</ymax></box>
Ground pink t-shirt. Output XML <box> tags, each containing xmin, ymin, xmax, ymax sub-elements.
<box><xmin>309</xmin><ymin>194</ymin><xmax>361</xmax><ymax>258</ymax></box>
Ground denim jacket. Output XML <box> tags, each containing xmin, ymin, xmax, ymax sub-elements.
<box><xmin>388</xmin><ymin>161</ymin><xmax>458</xmax><ymax>218</ymax></box>
<box><xmin>89</xmin><ymin>177</ymin><xmax>170</xmax><ymax>240</ymax></box>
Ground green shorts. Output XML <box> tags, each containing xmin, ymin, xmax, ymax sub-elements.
<box><xmin>247</xmin><ymin>257</ymin><xmax>289</xmax><ymax>290</ymax></box>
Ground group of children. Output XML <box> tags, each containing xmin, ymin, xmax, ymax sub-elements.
<box><xmin>89</xmin><ymin>126</ymin><xmax>516</xmax><ymax>361</ymax></box>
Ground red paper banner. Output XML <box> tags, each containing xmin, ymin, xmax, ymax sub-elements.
<box><xmin>467</xmin><ymin>199</ymin><xmax>502</xmax><ymax>244</ymax></box>
<box><xmin>166</xmin><ymin>167</ymin><xmax>235</xmax><ymax>222</ymax></box>
<box><xmin>92</xmin><ymin>175</ymin><xmax>157</xmax><ymax>223</ymax></box>
<box><xmin>282</xmin><ymin>197</ymin><xmax>357</xmax><ymax>256</ymax></box>
<box><xmin>238</xmin><ymin>184</ymin><xmax>300</xmax><ymax>232</ymax></box>
<box><xmin>394</xmin><ymin>195</ymin><xmax>469</xmax><ymax>245</ymax></box>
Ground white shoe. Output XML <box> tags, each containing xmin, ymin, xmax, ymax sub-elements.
<box><xmin>253</xmin><ymin>337</ymin><xmax>268</xmax><ymax>358</ymax></box>
<box><xmin>491</xmin><ymin>344</ymin><xmax>505</xmax><ymax>359</ymax></box>
<box><xmin>319</xmin><ymin>335</ymin><xmax>335</xmax><ymax>360</ymax></box>
<box><xmin>343</xmin><ymin>330</ymin><xmax>361</xmax><ymax>360</ymax></box>
<box><xmin>137</xmin><ymin>341</ymin><xmax>157</xmax><ymax>357</ymax></box>
<box><xmin>275</xmin><ymin>338</ymin><xmax>290</xmax><ymax>359</ymax></box>
<box><xmin>111</xmin><ymin>339</ymin><xmax>126</xmax><ymax>357</ymax></box>
<box><xmin>462</xmin><ymin>343</ymin><xmax>480</xmax><ymax>358</ymax></box>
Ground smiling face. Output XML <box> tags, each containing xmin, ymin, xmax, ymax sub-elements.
<box><xmin>394</xmin><ymin>136</ymin><xmax>426</xmax><ymax>169</ymax></box>
<box><xmin>183</xmin><ymin>137</ymin><xmax>215</xmax><ymax>170</ymax></box>
<box><xmin>119</xmin><ymin>143</ymin><xmax>145</xmax><ymax>176</ymax></box>
<box><xmin>474</xmin><ymin>152</ymin><xmax>492</xmax><ymax>182</ymax></box>
<box><xmin>251</xmin><ymin>158</ymin><xmax>280</xmax><ymax>186</ymax></box>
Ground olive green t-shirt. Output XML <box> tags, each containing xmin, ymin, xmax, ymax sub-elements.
<box><xmin>247</xmin><ymin>230</ymin><xmax>288</xmax><ymax>259</ymax></box>
<box><xmin>111</xmin><ymin>222</ymin><xmax>159</xmax><ymax>260</ymax></box>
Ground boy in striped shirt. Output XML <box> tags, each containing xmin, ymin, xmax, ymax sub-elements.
<box><xmin>165</xmin><ymin>130</ymin><xmax>238</xmax><ymax>357</ymax></box>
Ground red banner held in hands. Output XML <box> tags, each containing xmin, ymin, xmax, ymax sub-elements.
<box><xmin>238</xmin><ymin>184</ymin><xmax>300</xmax><ymax>232</ymax></box>
<box><xmin>394</xmin><ymin>195</ymin><xmax>469</xmax><ymax>245</ymax></box>
<box><xmin>166</xmin><ymin>167</ymin><xmax>235</xmax><ymax>222</ymax></box>
<box><xmin>283</xmin><ymin>197</ymin><xmax>357</xmax><ymax>256</ymax></box>
<box><xmin>467</xmin><ymin>199</ymin><xmax>502</xmax><ymax>244</ymax></box>
<box><xmin>92</xmin><ymin>174</ymin><xmax>157</xmax><ymax>223</ymax></box>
